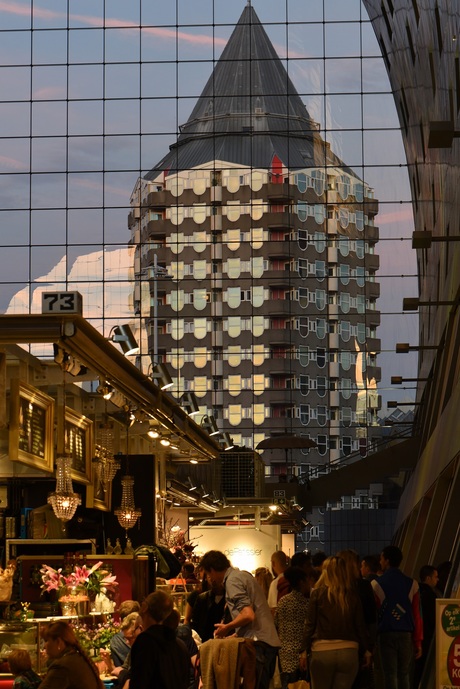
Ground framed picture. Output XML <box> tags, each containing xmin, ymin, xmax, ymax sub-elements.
<box><xmin>9</xmin><ymin>380</ymin><xmax>55</xmax><ymax>473</ymax></box>
<box><xmin>86</xmin><ymin>467</ymin><xmax>112</xmax><ymax>511</ymax></box>
<box><xmin>64</xmin><ymin>407</ymin><xmax>93</xmax><ymax>484</ymax></box>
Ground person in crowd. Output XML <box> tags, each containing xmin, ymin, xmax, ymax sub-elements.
<box><xmin>182</xmin><ymin>562</ymin><xmax>199</xmax><ymax>584</ymax></box>
<box><xmin>338</xmin><ymin>549</ymin><xmax>377</xmax><ymax>689</ymax></box>
<box><xmin>105</xmin><ymin>612</ymin><xmax>140</xmax><ymax>673</ymax></box>
<box><xmin>311</xmin><ymin>550</ymin><xmax>327</xmax><ymax>574</ymax></box>
<box><xmin>199</xmin><ymin>549</ymin><xmax>281</xmax><ymax>689</ymax></box>
<box><xmin>100</xmin><ymin>613</ymin><xmax>143</xmax><ymax>688</ymax></box>
<box><xmin>40</xmin><ymin>620</ymin><xmax>103</xmax><ymax>689</ymax></box>
<box><xmin>183</xmin><ymin>566</ymin><xmax>207</xmax><ymax>625</ymax></box>
<box><xmin>8</xmin><ymin>649</ymin><xmax>41</xmax><ymax>689</ymax></box>
<box><xmin>361</xmin><ymin>555</ymin><xmax>380</xmax><ymax>582</ymax></box>
<box><xmin>110</xmin><ymin>600</ymin><xmax>141</xmax><ymax>667</ymax></box>
<box><xmin>267</xmin><ymin>550</ymin><xmax>290</xmax><ymax>611</ymax></box>
<box><xmin>435</xmin><ymin>560</ymin><xmax>451</xmax><ymax>596</ymax></box>
<box><xmin>371</xmin><ymin>546</ymin><xmax>422</xmax><ymax>689</ymax></box>
<box><xmin>413</xmin><ymin>564</ymin><xmax>439</xmax><ymax>688</ymax></box>
<box><xmin>190</xmin><ymin>574</ymin><xmax>226</xmax><ymax>643</ymax></box>
<box><xmin>301</xmin><ymin>555</ymin><xmax>372</xmax><ymax>689</ymax></box>
<box><xmin>129</xmin><ymin>589</ymin><xmax>191</xmax><ymax>689</ymax></box>
<box><xmin>274</xmin><ymin>567</ymin><xmax>310</xmax><ymax>689</ymax></box>
<box><xmin>164</xmin><ymin>608</ymin><xmax>198</xmax><ymax>689</ymax></box>
<box><xmin>254</xmin><ymin>566</ymin><xmax>273</xmax><ymax>599</ymax></box>
<box><xmin>290</xmin><ymin>551</ymin><xmax>312</xmax><ymax>572</ymax></box>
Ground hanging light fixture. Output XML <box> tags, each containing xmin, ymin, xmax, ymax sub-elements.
<box><xmin>47</xmin><ymin>455</ymin><xmax>81</xmax><ymax>524</ymax></box>
<box><xmin>115</xmin><ymin>429</ymin><xmax>141</xmax><ymax>535</ymax></box>
<box><xmin>115</xmin><ymin>476</ymin><xmax>142</xmax><ymax>535</ymax></box>
<box><xmin>94</xmin><ymin>422</ymin><xmax>120</xmax><ymax>492</ymax></box>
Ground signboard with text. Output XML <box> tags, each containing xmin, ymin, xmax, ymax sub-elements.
<box><xmin>436</xmin><ymin>599</ymin><xmax>460</xmax><ymax>688</ymax></box>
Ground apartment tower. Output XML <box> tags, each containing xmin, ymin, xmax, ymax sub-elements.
<box><xmin>129</xmin><ymin>4</ymin><xmax>381</xmax><ymax>477</ymax></box>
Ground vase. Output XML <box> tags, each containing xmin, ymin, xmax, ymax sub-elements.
<box><xmin>58</xmin><ymin>586</ymin><xmax>90</xmax><ymax>617</ymax></box>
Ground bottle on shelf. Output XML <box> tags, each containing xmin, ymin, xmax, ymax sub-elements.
<box><xmin>124</xmin><ymin>538</ymin><xmax>134</xmax><ymax>555</ymax></box>
<box><xmin>113</xmin><ymin>538</ymin><xmax>123</xmax><ymax>555</ymax></box>
<box><xmin>106</xmin><ymin>538</ymin><xmax>114</xmax><ymax>555</ymax></box>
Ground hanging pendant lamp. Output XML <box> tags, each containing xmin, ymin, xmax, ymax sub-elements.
<box><xmin>48</xmin><ymin>455</ymin><xmax>81</xmax><ymax>523</ymax></box>
<box><xmin>115</xmin><ymin>475</ymin><xmax>141</xmax><ymax>535</ymax></box>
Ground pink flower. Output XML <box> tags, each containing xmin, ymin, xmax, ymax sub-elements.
<box><xmin>40</xmin><ymin>565</ymin><xmax>65</xmax><ymax>592</ymax></box>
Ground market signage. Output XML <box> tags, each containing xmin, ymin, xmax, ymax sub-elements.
<box><xmin>436</xmin><ymin>599</ymin><xmax>460</xmax><ymax>688</ymax></box>
<box><xmin>9</xmin><ymin>380</ymin><xmax>55</xmax><ymax>473</ymax></box>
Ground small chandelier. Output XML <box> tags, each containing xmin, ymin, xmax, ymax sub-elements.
<box><xmin>95</xmin><ymin>424</ymin><xmax>120</xmax><ymax>492</ymax></box>
<box><xmin>115</xmin><ymin>475</ymin><xmax>141</xmax><ymax>534</ymax></box>
<box><xmin>48</xmin><ymin>455</ymin><xmax>81</xmax><ymax>524</ymax></box>
<box><xmin>96</xmin><ymin>452</ymin><xmax>121</xmax><ymax>492</ymax></box>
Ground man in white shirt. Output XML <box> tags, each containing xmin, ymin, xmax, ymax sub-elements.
<box><xmin>267</xmin><ymin>550</ymin><xmax>289</xmax><ymax>612</ymax></box>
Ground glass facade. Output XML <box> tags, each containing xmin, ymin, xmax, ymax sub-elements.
<box><xmin>0</xmin><ymin>1</ymin><xmax>418</xmax><ymax>475</ymax></box>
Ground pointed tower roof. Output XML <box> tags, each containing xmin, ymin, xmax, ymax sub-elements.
<box><xmin>146</xmin><ymin>4</ymin><xmax>346</xmax><ymax>178</ymax></box>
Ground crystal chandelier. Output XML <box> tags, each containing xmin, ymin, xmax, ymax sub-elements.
<box><xmin>95</xmin><ymin>424</ymin><xmax>120</xmax><ymax>492</ymax></box>
<box><xmin>48</xmin><ymin>455</ymin><xmax>81</xmax><ymax>523</ymax></box>
<box><xmin>115</xmin><ymin>475</ymin><xmax>141</xmax><ymax>534</ymax></box>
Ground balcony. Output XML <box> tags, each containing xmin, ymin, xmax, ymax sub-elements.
<box><xmin>366</xmin><ymin>254</ymin><xmax>380</xmax><ymax>271</ymax></box>
<box><xmin>265</xmin><ymin>182</ymin><xmax>296</xmax><ymax>202</ymax></box>
<box><xmin>146</xmin><ymin>190</ymin><xmax>171</xmax><ymax>208</ymax></box>
<box><xmin>146</xmin><ymin>219</ymin><xmax>169</xmax><ymax>238</ymax></box>
<box><xmin>327</xmin><ymin>246</ymin><xmax>338</xmax><ymax>263</ymax></box>
<box><xmin>329</xmin><ymin>391</ymin><xmax>340</xmax><ymax>407</ymax></box>
<box><xmin>265</xmin><ymin>212</ymin><xmax>295</xmax><ymax>229</ymax></box>
<box><xmin>329</xmin><ymin>360</ymin><xmax>340</xmax><ymax>377</ymax></box>
<box><xmin>267</xmin><ymin>300</ymin><xmax>296</xmax><ymax>315</ymax></box>
<box><xmin>328</xmin><ymin>277</ymin><xmax>339</xmax><ymax>292</ymax></box>
<box><xmin>365</xmin><ymin>338</ymin><xmax>381</xmax><ymax>353</ymax></box>
<box><xmin>364</xmin><ymin>225</ymin><xmax>379</xmax><ymax>241</ymax></box>
<box><xmin>263</xmin><ymin>240</ymin><xmax>294</xmax><ymax>258</ymax></box>
<box><xmin>366</xmin><ymin>282</ymin><xmax>380</xmax><ymax>299</ymax></box>
<box><xmin>366</xmin><ymin>365</ymin><xmax>382</xmax><ymax>382</ymax></box>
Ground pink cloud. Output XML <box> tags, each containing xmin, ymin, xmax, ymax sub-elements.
<box><xmin>1</xmin><ymin>2</ymin><xmax>227</xmax><ymax>47</ymax></box>
<box><xmin>377</xmin><ymin>208</ymin><xmax>414</xmax><ymax>225</ymax></box>
<box><xmin>73</xmin><ymin>176</ymin><xmax>128</xmax><ymax>199</ymax></box>
<box><xmin>32</xmin><ymin>86</ymin><xmax>66</xmax><ymax>99</ymax></box>
<box><xmin>0</xmin><ymin>154</ymin><xmax>26</xmax><ymax>170</ymax></box>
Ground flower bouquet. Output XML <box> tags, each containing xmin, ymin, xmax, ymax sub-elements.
<box><xmin>40</xmin><ymin>561</ymin><xmax>118</xmax><ymax>616</ymax></box>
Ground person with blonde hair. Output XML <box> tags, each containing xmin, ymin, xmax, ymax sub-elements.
<box><xmin>8</xmin><ymin>649</ymin><xmax>41</xmax><ymax>689</ymax></box>
<box><xmin>301</xmin><ymin>555</ymin><xmax>371</xmax><ymax>689</ymax></box>
<box><xmin>254</xmin><ymin>566</ymin><xmax>273</xmax><ymax>599</ymax></box>
<box><xmin>40</xmin><ymin>620</ymin><xmax>103</xmax><ymax>689</ymax></box>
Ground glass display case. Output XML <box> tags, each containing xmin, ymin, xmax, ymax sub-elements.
<box><xmin>0</xmin><ymin>620</ymin><xmax>41</xmax><ymax>677</ymax></box>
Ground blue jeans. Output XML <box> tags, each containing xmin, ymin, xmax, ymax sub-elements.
<box><xmin>254</xmin><ymin>642</ymin><xmax>278</xmax><ymax>689</ymax></box>
<box><xmin>310</xmin><ymin>648</ymin><xmax>359</xmax><ymax>689</ymax></box>
<box><xmin>376</xmin><ymin>632</ymin><xmax>414</xmax><ymax>689</ymax></box>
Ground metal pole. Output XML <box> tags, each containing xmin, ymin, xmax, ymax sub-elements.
<box><xmin>153</xmin><ymin>253</ymin><xmax>158</xmax><ymax>361</ymax></box>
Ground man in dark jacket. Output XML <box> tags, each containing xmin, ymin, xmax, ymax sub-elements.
<box><xmin>371</xmin><ymin>546</ymin><xmax>423</xmax><ymax>689</ymax></box>
<box><xmin>130</xmin><ymin>590</ymin><xmax>191</xmax><ymax>689</ymax></box>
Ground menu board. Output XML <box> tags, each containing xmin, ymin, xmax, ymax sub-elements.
<box><xmin>9</xmin><ymin>380</ymin><xmax>54</xmax><ymax>472</ymax></box>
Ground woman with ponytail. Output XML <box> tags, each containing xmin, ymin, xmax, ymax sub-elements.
<box><xmin>40</xmin><ymin>620</ymin><xmax>103</xmax><ymax>689</ymax></box>
<box><xmin>301</xmin><ymin>555</ymin><xmax>372</xmax><ymax>689</ymax></box>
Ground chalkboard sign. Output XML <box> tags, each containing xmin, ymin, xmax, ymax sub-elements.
<box><xmin>9</xmin><ymin>380</ymin><xmax>54</xmax><ymax>473</ymax></box>
<box><xmin>65</xmin><ymin>407</ymin><xmax>93</xmax><ymax>484</ymax></box>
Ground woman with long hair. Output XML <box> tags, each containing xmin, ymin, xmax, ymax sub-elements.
<box><xmin>301</xmin><ymin>555</ymin><xmax>371</xmax><ymax>689</ymax></box>
<box><xmin>40</xmin><ymin>620</ymin><xmax>103</xmax><ymax>689</ymax></box>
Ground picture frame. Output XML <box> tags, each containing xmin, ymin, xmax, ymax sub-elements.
<box><xmin>9</xmin><ymin>380</ymin><xmax>55</xmax><ymax>473</ymax></box>
<box><xmin>64</xmin><ymin>407</ymin><xmax>93</xmax><ymax>484</ymax></box>
<box><xmin>86</xmin><ymin>466</ymin><xmax>112</xmax><ymax>511</ymax></box>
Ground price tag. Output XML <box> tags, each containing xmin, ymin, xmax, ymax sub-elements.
<box><xmin>42</xmin><ymin>292</ymin><xmax>83</xmax><ymax>314</ymax></box>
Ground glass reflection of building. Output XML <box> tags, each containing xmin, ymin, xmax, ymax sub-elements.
<box><xmin>130</xmin><ymin>5</ymin><xmax>382</xmax><ymax>473</ymax></box>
